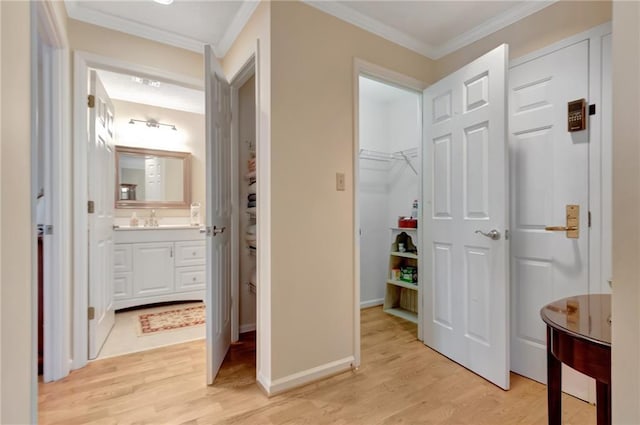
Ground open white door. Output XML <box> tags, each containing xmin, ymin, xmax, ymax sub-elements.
<box><xmin>422</xmin><ymin>44</ymin><xmax>510</xmax><ymax>389</ymax></box>
<box><xmin>204</xmin><ymin>45</ymin><xmax>232</xmax><ymax>384</ymax></box>
<box><xmin>88</xmin><ymin>70</ymin><xmax>116</xmax><ymax>359</ymax></box>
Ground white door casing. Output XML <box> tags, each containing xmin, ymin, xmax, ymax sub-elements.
<box><xmin>423</xmin><ymin>44</ymin><xmax>510</xmax><ymax>389</ymax></box>
<box><xmin>205</xmin><ymin>45</ymin><xmax>232</xmax><ymax>384</ymax></box>
<box><xmin>509</xmin><ymin>40</ymin><xmax>591</xmax><ymax>396</ymax></box>
<box><xmin>88</xmin><ymin>70</ymin><xmax>116</xmax><ymax>360</ymax></box>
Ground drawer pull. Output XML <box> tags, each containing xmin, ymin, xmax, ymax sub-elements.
<box><xmin>192</xmin><ymin>252</ymin><xmax>197</xmax><ymax>256</ymax></box>
<box><xmin>192</xmin><ymin>277</ymin><xmax>197</xmax><ymax>282</ymax></box>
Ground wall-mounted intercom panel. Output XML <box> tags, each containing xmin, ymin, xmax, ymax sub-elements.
<box><xmin>568</xmin><ymin>98</ymin><xmax>587</xmax><ymax>132</ymax></box>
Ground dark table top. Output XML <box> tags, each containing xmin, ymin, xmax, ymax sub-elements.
<box><xmin>540</xmin><ymin>294</ymin><xmax>611</xmax><ymax>347</ymax></box>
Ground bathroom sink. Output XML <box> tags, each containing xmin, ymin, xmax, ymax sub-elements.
<box><xmin>114</xmin><ymin>224</ymin><xmax>202</xmax><ymax>231</ymax></box>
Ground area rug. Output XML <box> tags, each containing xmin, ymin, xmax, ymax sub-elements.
<box><xmin>137</xmin><ymin>304</ymin><xmax>205</xmax><ymax>335</ymax></box>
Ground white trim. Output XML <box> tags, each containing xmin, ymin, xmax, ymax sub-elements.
<box><xmin>352</xmin><ymin>58</ymin><xmax>428</xmax><ymax>368</ymax></box>
<box><xmin>360</xmin><ymin>299</ymin><xmax>384</xmax><ymax>309</ymax></box>
<box><xmin>239</xmin><ymin>323</ymin><xmax>256</xmax><ymax>334</ymax></box>
<box><xmin>303</xmin><ymin>1</ymin><xmax>434</xmax><ymax>58</ymax></box>
<box><xmin>72</xmin><ymin>51</ymin><xmax>205</xmax><ymax>369</ymax></box>
<box><xmin>432</xmin><ymin>1</ymin><xmax>557</xmax><ymax>59</ymax></box>
<box><xmin>261</xmin><ymin>356</ymin><xmax>355</xmax><ymax>396</ymax></box>
<box><xmin>217</xmin><ymin>1</ymin><xmax>260</xmax><ymax>58</ymax></box>
<box><xmin>72</xmin><ymin>52</ymin><xmax>89</xmax><ymax>370</ymax></box>
<box><xmin>64</xmin><ymin>0</ymin><xmax>257</xmax><ymax>58</ymax></box>
<box><xmin>304</xmin><ymin>1</ymin><xmax>556</xmax><ymax>60</ymax></box>
<box><xmin>229</xmin><ymin>55</ymin><xmax>256</xmax><ymax>344</ymax></box>
<box><xmin>252</xmin><ymin>39</ymin><xmax>272</xmax><ymax>391</ymax></box>
<box><xmin>64</xmin><ymin>1</ymin><xmax>202</xmax><ymax>54</ymax></box>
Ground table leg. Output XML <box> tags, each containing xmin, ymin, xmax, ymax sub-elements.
<box><xmin>547</xmin><ymin>326</ymin><xmax>562</xmax><ymax>425</ymax></box>
<box><xmin>596</xmin><ymin>381</ymin><xmax>611</xmax><ymax>425</ymax></box>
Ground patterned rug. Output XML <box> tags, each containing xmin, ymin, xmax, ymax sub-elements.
<box><xmin>138</xmin><ymin>304</ymin><xmax>205</xmax><ymax>335</ymax></box>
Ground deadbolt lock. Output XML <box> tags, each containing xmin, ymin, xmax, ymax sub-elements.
<box><xmin>545</xmin><ymin>205</ymin><xmax>579</xmax><ymax>239</ymax></box>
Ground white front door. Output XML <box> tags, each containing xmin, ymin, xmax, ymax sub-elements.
<box><xmin>88</xmin><ymin>70</ymin><xmax>116</xmax><ymax>359</ymax></box>
<box><xmin>423</xmin><ymin>44</ymin><xmax>510</xmax><ymax>389</ymax></box>
<box><xmin>204</xmin><ymin>45</ymin><xmax>232</xmax><ymax>384</ymax></box>
<box><xmin>509</xmin><ymin>40</ymin><xmax>591</xmax><ymax>397</ymax></box>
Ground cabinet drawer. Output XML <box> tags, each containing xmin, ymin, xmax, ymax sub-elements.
<box><xmin>114</xmin><ymin>272</ymin><xmax>133</xmax><ymax>300</ymax></box>
<box><xmin>114</xmin><ymin>245</ymin><xmax>132</xmax><ymax>273</ymax></box>
<box><xmin>175</xmin><ymin>241</ymin><xmax>206</xmax><ymax>267</ymax></box>
<box><xmin>175</xmin><ymin>266</ymin><xmax>206</xmax><ymax>292</ymax></box>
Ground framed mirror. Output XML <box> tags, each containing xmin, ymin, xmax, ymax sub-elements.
<box><xmin>115</xmin><ymin>146</ymin><xmax>191</xmax><ymax>209</ymax></box>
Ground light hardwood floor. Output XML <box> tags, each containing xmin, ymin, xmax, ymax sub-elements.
<box><xmin>39</xmin><ymin>307</ymin><xmax>595</xmax><ymax>424</ymax></box>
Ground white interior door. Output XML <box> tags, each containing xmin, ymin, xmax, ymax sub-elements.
<box><xmin>204</xmin><ymin>45</ymin><xmax>232</xmax><ymax>384</ymax></box>
<box><xmin>423</xmin><ymin>44</ymin><xmax>510</xmax><ymax>389</ymax></box>
<box><xmin>509</xmin><ymin>40</ymin><xmax>592</xmax><ymax>398</ymax></box>
<box><xmin>88</xmin><ymin>70</ymin><xmax>116</xmax><ymax>359</ymax></box>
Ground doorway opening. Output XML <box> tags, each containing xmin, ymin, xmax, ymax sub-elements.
<box><xmin>354</xmin><ymin>63</ymin><xmax>427</xmax><ymax>367</ymax></box>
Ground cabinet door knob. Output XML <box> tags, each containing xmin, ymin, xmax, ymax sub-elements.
<box><xmin>192</xmin><ymin>251</ymin><xmax>196</xmax><ymax>256</ymax></box>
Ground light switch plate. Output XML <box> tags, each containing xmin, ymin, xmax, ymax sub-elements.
<box><xmin>336</xmin><ymin>173</ymin><xmax>345</xmax><ymax>191</ymax></box>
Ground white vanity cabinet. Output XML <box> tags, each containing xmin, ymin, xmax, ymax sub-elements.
<box><xmin>113</xmin><ymin>227</ymin><xmax>206</xmax><ymax>310</ymax></box>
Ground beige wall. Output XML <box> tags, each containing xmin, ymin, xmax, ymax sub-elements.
<box><xmin>112</xmin><ymin>99</ymin><xmax>205</xmax><ymax>220</ymax></box>
<box><xmin>1</xmin><ymin>2</ymin><xmax>33</xmax><ymax>423</ymax></box>
<box><xmin>68</xmin><ymin>19</ymin><xmax>203</xmax><ymax>81</ymax></box>
<box><xmin>436</xmin><ymin>1</ymin><xmax>612</xmax><ymax>79</ymax></box>
<box><xmin>612</xmin><ymin>2</ymin><xmax>640</xmax><ymax>423</ymax></box>
<box><xmin>269</xmin><ymin>1</ymin><xmax>434</xmax><ymax>380</ymax></box>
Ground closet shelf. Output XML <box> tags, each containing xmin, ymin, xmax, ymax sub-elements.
<box><xmin>245</xmin><ymin>171</ymin><xmax>256</xmax><ymax>180</ymax></box>
<box><xmin>390</xmin><ymin>252</ymin><xmax>418</xmax><ymax>259</ymax></box>
<box><xmin>246</xmin><ymin>207</ymin><xmax>256</xmax><ymax>215</ymax></box>
<box><xmin>391</xmin><ymin>227</ymin><xmax>417</xmax><ymax>232</ymax></box>
<box><xmin>384</xmin><ymin>307</ymin><xmax>418</xmax><ymax>324</ymax></box>
<box><xmin>387</xmin><ymin>279</ymin><xmax>418</xmax><ymax>290</ymax></box>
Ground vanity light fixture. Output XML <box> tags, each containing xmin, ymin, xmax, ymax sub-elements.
<box><xmin>129</xmin><ymin>118</ymin><xmax>177</xmax><ymax>131</ymax></box>
<box><xmin>153</xmin><ymin>0</ymin><xmax>174</xmax><ymax>5</ymax></box>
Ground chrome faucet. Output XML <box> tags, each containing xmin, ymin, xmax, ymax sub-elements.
<box><xmin>145</xmin><ymin>209</ymin><xmax>159</xmax><ymax>227</ymax></box>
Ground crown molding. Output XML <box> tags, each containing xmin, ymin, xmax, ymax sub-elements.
<box><xmin>431</xmin><ymin>1</ymin><xmax>558</xmax><ymax>59</ymax></box>
<box><xmin>302</xmin><ymin>0</ymin><xmax>436</xmax><ymax>59</ymax></box>
<box><xmin>64</xmin><ymin>0</ymin><xmax>204</xmax><ymax>54</ymax></box>
<box><xmin>304</xmin><ymin>0</ymin><xmax>556</xmax><ymax>61</ymax></box>
<box><xmin>217</xmin><ymin>1</ymin><xmax>260</xmax><ymax>57</ymax></box>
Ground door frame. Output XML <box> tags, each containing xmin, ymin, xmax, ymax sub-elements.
<box><xmin>509</xmin><ymin>21</ymin><xmax>613</xmax><ymax>297</ymax></box>
<box><xmin>229</xmin><ymin>54</ymin><xmax>256</xmax><ymax>342</ymax></box>
<box><xmin>352</xmin><ymin>58</ymin><xmax>427</xmax><ymax>366</ymax></box>
<box><xmin>71</xmin><ymin>51</ymin><xmax>203</xmax><ymax>369</ymax></box>
<box><xmin>32</xmin><ymin>0</ymin><xmax>72</xmax><ymax>383</ymax></box>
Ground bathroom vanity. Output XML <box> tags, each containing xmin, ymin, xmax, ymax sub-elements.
<box><xmin>113</xmin><ymin>226</ymin><xmax>206</xmax><ymax>310</ymax></box>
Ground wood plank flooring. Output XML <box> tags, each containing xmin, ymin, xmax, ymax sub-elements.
<box><xmin>38</xmin><ymin>307</ymin><xmax>595</xmax><ymax>424</ymax></box>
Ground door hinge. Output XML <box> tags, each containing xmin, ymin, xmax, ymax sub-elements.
<box><xmin>44</xmin><ymin>225</ymin><xmax>53</xmax><ymax>235</ymax></box>
<box><xmin>88</xmin><ymin>94</ymin><xmax>95</xmax><ymax>109</ymax></box>
<box><xmin>505</xmin><ymin>229</ymin><xmax>509</xmax><ymax>240</ymax></box>
<box><xmin>88</xmin><ymin>306</ymin><xmax>95</xmax><ymax>320</ymax></box>
<box><xmin>88</xmin><ymin>200</ymin><xmax>95</xmax><ymax>214</ymax></box>
<box><xmin>588</xmin><ymin>211</ymin><xmax>592</xmax><ymax>227</ymax></box>
<box><xmin>589</xmin><ymin>104</ymin><xmax>596</xmax><ymax>116</ymax></box>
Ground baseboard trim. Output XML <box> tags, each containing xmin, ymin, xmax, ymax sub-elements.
<box><xmin>360</xmin><ymin>298</ymin><xmax>384</xmax><ymax>309</ymax></box>
<box><xmin>240</xmin><ymin>323</ymin><xmax>256</xmax><ymax>333</ymax></box>
<box><xmin>265</xmin><ymin>356</ymin><xmax>355</xmax><ymax>396</ymax></box>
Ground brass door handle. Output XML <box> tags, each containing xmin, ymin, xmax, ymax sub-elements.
<box><xmin>544</xmin><ymin>226</ymin><xmax>577</xmax><ymax>232</ymax></box>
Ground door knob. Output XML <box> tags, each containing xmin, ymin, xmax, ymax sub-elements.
<box><xmin>475</xmin><ymin>229</ymin><xmax>501</xmax><ymax>240</ymax></box>
<box><xmin>213</xmin><ymin>226</ymin><xmax>226</xmax><ymax>236</ymax></box>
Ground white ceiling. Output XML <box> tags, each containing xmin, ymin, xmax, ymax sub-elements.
<box><xmin>359</xmin><ymin>76</ymin><xmax>417</xmax><ymax>104</ymax></box>
<box><xmin>96</xmin><ymin>69</ymin><xmax>204</xmax><ymax>114</ymax></box>
<box><xmin>66</xmin><ymin>1</ymin><xmax>556</xmax><ymax>60</ymax></box>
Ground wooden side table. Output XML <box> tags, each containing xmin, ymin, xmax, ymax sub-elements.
<box><xmin>540</xmin><ymin>294</ymin><xmax>611</xmax><ymax>425</ymax></box>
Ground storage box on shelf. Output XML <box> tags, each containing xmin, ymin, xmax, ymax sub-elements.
<box><xmin>383</xmin><ymin>227</ymin><xmax>418</xmax><ymax>323</ymax></box>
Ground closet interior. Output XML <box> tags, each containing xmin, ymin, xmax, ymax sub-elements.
<box><xmin>237</xmin><ymin>74</ymin><xmax>257</xmax><ymax>335</ymax></box>
<box><xmin>358</xmin><ymin>75</ymin><xmax>422</xmax><ymax>329</ymax></box>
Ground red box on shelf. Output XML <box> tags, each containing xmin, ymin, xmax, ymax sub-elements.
<box><xmin>398</xmin><ymin>217</ymin><xmax>417</xmax><ymax>228</ymax></box>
